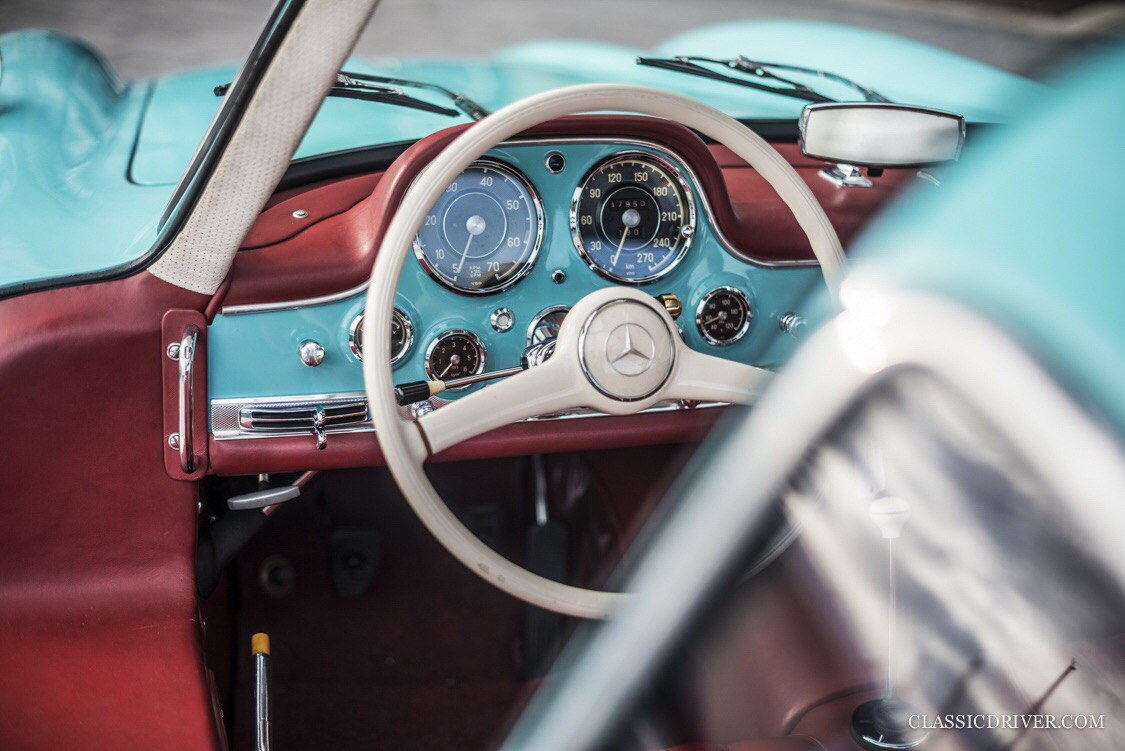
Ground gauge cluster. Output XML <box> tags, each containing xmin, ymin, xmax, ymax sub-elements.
<box><xmin>371</xmin><ymin>139</ymin><xmax>826</xmax><ymax>401</ymax></box>
<box><xmin>205</xmin><ymin>139</ymin><xmax>823</xmax><ymax>417</ymax></box>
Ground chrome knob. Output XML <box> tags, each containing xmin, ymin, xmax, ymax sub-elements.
<box><xmin>298</xmin><ymin>339</ymin><xmax>325</xmax><ymax>367</ymax></box>
<box><xmin>779</xmin><ymin>313</ymin><xmax>807</xmax><ymax>337</ymax></box>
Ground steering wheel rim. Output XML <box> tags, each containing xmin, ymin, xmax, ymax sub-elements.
<box><xmin>363</xmin><ymin>84</ymin><xmax>843</xmax><ymax>619</ymax></box>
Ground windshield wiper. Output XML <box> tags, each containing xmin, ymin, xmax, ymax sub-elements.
<box><xmin>635</xmin><ymin>55</ymin><xmax>889</xmax><ymax>105</ymax></box>
<box><xmin>214</xmin><ymin>71</ymin><xmax>481</xmax><ymax>119</ymax></box>
<box><xmin>339</xmin><ymin>71</ymin><xmax>490</xmax><ymax>121</ymax></box>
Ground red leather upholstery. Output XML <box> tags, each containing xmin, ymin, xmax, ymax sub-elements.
<box><xmin>0</xmin><ymin>272</ymin><xmax>222</xmax><ymax>750</ymax></box>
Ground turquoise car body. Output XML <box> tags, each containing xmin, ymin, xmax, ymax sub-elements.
<box><xmin>0</xmin><ymin>20</ymin><xmax>1041</xmax><ymax>293</ymax></box>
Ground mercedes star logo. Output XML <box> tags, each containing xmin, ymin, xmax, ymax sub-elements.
<box><xmin>606</xmin><ymin>323</ymin><xmax>656</xmax><ymax>376</ymax></box>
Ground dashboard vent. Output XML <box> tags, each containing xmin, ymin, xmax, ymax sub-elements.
<box><xmin>239</xmin><ymin>401</ymin><xmax>369</xmax><ymax>433</ymax></box>
<box><xmin>210</xmin><ymin>394</ymin><xmax>372</xmax><ymax>449</ymax></box>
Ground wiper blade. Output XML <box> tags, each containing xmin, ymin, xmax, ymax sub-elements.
<box><xmin>338</xmin><ymin>70</ymin><xmax>490</xmax><ymax>121</ymax></box>
<box><xmin>214</xmin><ymin>72</ymin><xmax>461</xmax><ymax>118</ymax></box>
<box><xmin>635</xmin><ymin>55</ymin><xmax>889</xmax><ymax>105</ymax></box>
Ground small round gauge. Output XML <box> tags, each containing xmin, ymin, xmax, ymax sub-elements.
<box><xmin>425</xmin><ymin>330</ymin><xmax>486</xmax><ymax>387</ymax></box>
<box><xmin>696</xmin><ymin>287</ymin><xmax>752</xmax><ymax>345</ymax></box>
<box><xmin>349</xmin><ymin>308</ymin><xmax>414</xmax><ymax>366</ymax></box>
<box><xmin>570</xmin><ymin>152</ymin><xmax>696</xmax><ymax>284</ymax></box>
<box><xmin>414</xmin><ymin>160</ymin><xmax>544</xmax><ymax>295</ymax></box>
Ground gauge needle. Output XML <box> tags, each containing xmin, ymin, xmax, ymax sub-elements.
<box><xmin>611</xmin><ymin>208</ymin><xmax>642</xmax><ymax>268</ymax></box>
<box><xmin>702</xmin><ymin>312</ymin><xmax>728</xmax><ymax>326</ymax></box>
<box><xmin>439</xmin><ymin>354</ymin><xmax>461</xmax><ymax>379</ymax></box>
<box><xmin>456</xmin><ymin>214</ymin><xmax>487</xmax><ymax>276</ymax></box>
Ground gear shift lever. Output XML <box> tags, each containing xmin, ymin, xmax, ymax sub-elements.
<box><xmin>851</xmin><ymin>494</ymin><xmax>929</xmax><ymax>750</ymax></box>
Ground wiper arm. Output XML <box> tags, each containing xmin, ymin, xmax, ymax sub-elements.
<box><xmin>214</xmin><ymin>72</ymin><xmax>461</xmax><ymax>118</ymax></box>
<box><xmin>338</xmin><ymin>70</ymin><xmax>490</xmax><ymax>121</ymax></box>
<box><xmin>636</xmin><ymin>55</ymin><xmax>889</xmax><ymax>105</ymax></box>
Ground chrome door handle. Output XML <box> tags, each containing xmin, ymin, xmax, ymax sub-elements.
<box><xmin>177</xmin><ymin>324</ymin><xmax>199</xmax><ymax>473</ymax></box>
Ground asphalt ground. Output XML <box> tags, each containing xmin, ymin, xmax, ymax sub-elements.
<box><xmin>1</xmin><ymin>0</ymin><xmax>1122</xmax><ymax>80</ymax></box>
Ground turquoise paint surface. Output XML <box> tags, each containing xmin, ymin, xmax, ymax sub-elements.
<box><xmin>1</xmin><ymin>21</ymin><xmax>1041</xmax><ymax>292</ymax></box>
<box><xmin>208</xmin><ymin>142</ymin><xmax>824</xmax><ymax>407</ymax></box>
<box><xmin>0</xmin><ymin>32</ymin><xmax>170</xmax><ymax>289</ymax></box>
<box><xmin>847</xmin><ymin>46</ymin><xmax>1125</xmax><ymax>435</ymax></box>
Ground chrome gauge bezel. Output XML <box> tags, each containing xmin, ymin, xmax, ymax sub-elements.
<box><xmin>412</xmin><ymin>158</ymin><xmax>546</xmax><ymax>296</ymax></box>
<box><xmin>526</xmin><ymin>304</ymin><xmax>571</xmax><ymax>348</ymax></box>
<box><xmin>569</xmin><ymin>150</ymin><xmax>697</xmax><ymax>285</ymax></box>
<box><xmin>695</xmin><ymin>286</ymin><xmax>752</xmax><ymax>346</ymax></box>
<box><xmin>349</xmin><ymin>308</ymin><xmax>414</xmax><ymax>366</ymax></box>
<box><xmin>424</xmin><ymin>329</ymin><xmax>487</xmax><ymax>389</ymax></box>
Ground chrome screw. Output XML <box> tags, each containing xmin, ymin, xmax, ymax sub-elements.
<box><xmin>292</xmin><ymin>209</ymin><xmax>309</xmax><ymax>219</ymax></box>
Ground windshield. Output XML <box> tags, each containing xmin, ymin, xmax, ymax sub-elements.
<box><xmin>125</xmin><ymin>0</ymin><xmax>1048</xmax><ymax>187</ymax></box>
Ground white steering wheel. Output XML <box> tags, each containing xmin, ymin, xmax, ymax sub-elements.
<box><xmin>363</xmin><ymin>84</ymin><xmax>843</xmax><ymax>619</ymax></box>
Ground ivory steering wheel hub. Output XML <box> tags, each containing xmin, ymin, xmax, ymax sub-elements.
<box><xmin>579</xmin><ymin>299</ymin><xmax>676</xmax><ymax>401</ymax></box>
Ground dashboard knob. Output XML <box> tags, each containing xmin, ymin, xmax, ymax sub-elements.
<box><xmin>779</xmin><ymin>312</ymin><xmax>807</xmax><ymax>338</ymax></box>
<box><xmin>298</xmin><ymin>339</ymin><xmax>326</xmax><ymax>367</ymax></box>
<box><xmin>656</xmin><ymin>293</ymin><xmax>682</xmax><ymax>320</ymax></box>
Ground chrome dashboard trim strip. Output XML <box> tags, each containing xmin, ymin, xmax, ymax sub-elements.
<box><xmin>219</xmin><ymin>136</ymin><xmax>821</xmax><ymax>316</ymax></box>
<box><xmin>211</xmin><ymin>391</ymin><xmax>729</xmax><ymax>440</ymax></box>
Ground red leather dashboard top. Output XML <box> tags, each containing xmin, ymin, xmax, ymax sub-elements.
<box><xmin>219</xmin><ymin>115</ymin><xmax>916</xmax><ymax>309</ymax></box>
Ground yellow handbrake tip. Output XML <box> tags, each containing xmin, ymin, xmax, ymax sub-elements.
<box><xmin>251</xmin><ymin>632</ymin><xmax>271</xmax><ymax>656</ymax></box>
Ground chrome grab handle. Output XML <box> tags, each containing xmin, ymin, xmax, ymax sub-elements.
<box><xmin>178</xmin><ymin>324</ymin><xmax>199</xmax><ymax>473</ymax></box>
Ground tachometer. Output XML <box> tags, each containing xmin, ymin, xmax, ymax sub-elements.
<box><xmin>414</xmin><ymin>160</ymin><xmax>544</xmax><ymax>294</ymax></box>
<box><xmin>570</xmin><ymin>152</ymin><xmax>695</xmax><ymax>284</ymax></box>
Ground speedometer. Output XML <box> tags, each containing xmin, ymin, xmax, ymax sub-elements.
<box><xmin>414</xmin><ymin>159</ymin><xmax>544</xmax><ymax>295</ymax></box>
<box><xmin>570</xmin><ymin>152</ymin><xmax>696</xmax><ymax>284</ymax></box>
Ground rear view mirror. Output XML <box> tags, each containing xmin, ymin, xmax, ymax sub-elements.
<box><xmin>799</xmin><ymin>102</ymin><xmax>966</xmax><ymax>167</ymax></box>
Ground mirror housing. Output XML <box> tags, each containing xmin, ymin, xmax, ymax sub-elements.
<box><xmin>799</xmin><ymin>102</ymin><xmax>966</xmax><ymax>167</ymax></box>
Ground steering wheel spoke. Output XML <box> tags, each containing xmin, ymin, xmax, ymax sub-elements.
<box><xmin>667</xmin><ymin>347</ymin><xmax>772</xmax><ymax>406</ymax></box>
<box><xmin>417</xmin><ymin>359</ymin><xmax>585</xmax><ymax>456</ymax></box>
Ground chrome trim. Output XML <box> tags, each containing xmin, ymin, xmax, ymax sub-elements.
<box><xmin>577</xmin><ymin>298</ymin><xmax>677</xmax><ymax>403</ymax></box>
<box><xmin>218</xmin><ymin>136</ymin><xmax>821</xmax><ymax>316</ymax></box>
<box><xmin>297</xmin><ymin>339</ymin><xmax>325</xmax><ymax>367</ymax></box>
<box><xmin>411</xmin><ymin>158</ymin><xmax>546</xmax><ymax>296</ymax></box>
<box><xmin>695</xmin><ymin>285</ymin><xmax>752</xmax><ymax>346</ymax></box>
<box><xmin>212</xmin><ymin>392</ymin><xmax>374</xmax><ymax>440</ymax></box>
<box><xmin>424</xmin><ymin>329</ymin><xmax>486</xmax><ymax>388</ymax></box>
<box><xmin>490</xmin><ymin>307</ymin><xmax>514</xmax><ymax>333</ymax></box>
<box><xmin>527</xmin><ymin>305</ymin><xmax>571</xmax><ymax>347</ymax></box>
<box><xmin>350</xmin><ymin>308</ymin><xmax>414</xmax><ymax>365</ymax></box>
<box><xmin>569</xmin><ymin>150</ymin><xmax>697</xmax><ymax>285</ymax></box>
<box><xmin>211</xmin><ymin>391</ymin><xmax>728</xmax><ymax>440</ymax></box>
<box><xmin>177</xmin><ymin>325</ymin><xmax>199</xmax><ymax>472</ymax></box>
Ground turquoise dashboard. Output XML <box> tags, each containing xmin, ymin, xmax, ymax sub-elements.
<box><xmin>207</xmin><ymin>139</ymin><xmax>826</xmax><ymax>438</ymax></box>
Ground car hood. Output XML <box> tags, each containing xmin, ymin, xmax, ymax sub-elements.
<box><xmin>131</xmin><ymin>19</ymin><xmax>1042</xmax><ymax>185</ymax></box>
